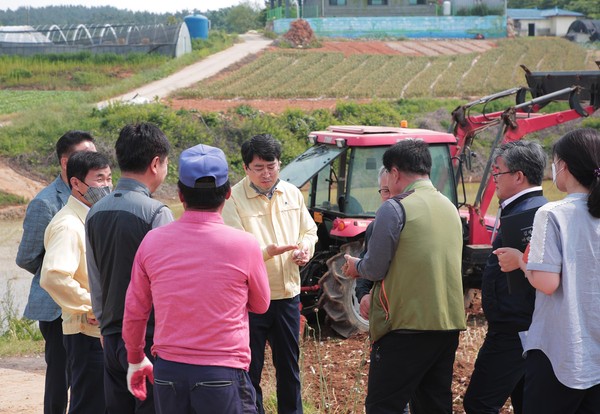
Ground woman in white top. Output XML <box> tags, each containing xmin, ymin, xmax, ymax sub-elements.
<box><xmin>499</xmin><ymin>128</ymin><xmax>600</xmax><ymax>413</ymax></box>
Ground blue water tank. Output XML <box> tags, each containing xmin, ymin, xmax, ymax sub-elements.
<box><xmin>185</xmin><ymin>15</ymin><xmax>210</xmax><ymax>40</ymax></box>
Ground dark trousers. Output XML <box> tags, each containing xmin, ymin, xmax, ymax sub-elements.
<box><xmin>463</xmin><ymin>330</ymin><xmax>525</xmax><ymax>414</ymax></box>
<box><xmin>39</xmin><ymin>317</ymin><xmax>69</xmax><ymax>414</ymax></box>
<box><xmin>523</xmin><ymin>350</ymin><xmax>600</xmax><ymax>414</ymax></box>
<box><xmin>153</xmin><ymin>357</ymin><xmax>257</xmax><ymax>414</ymax></box>
<box><xmin>63</xmin><ymin>333</ymin><xmax>105</xmax><ymax>414</ymax></box>
<box><xmin>365</xmin><ymin>330</ymin><xmax>459</xmax><ymax>414</ymax></box>
<box><xmin>249</xmin><ymin>295</ymin><xmax>302</xmax><ymax>414</ymax></box>
<box><xmin>103</xmin><ymin>333</ymin><xmax>155</xmax><ymax>414</ymax></box>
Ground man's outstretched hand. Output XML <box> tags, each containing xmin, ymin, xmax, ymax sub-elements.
<box><xmin>127</xmin><ymin>356</ymin><xmax>154</xmax><ymax>401</ymax></box>
<box><xmin>266</xmin><ymin>243</ymin><xmax>298</xmax><ymax>257</ymax></box>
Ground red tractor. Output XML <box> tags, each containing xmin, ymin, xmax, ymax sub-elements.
<box><xmin>280</xmin><ymin>67</ymin><xmax>600</xmax><ymax>338</ymax></box>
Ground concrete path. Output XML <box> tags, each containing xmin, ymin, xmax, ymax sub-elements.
<box><xmin>97</xmin><ymin>33</ymin><xmax>272</xmax><ymax>109</ymax></box>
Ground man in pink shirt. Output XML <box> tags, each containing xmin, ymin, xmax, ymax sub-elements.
<box><xmin>122</xmin><ymin>144</ymin><xmax>271</xmax><ymax>413</ymax></box>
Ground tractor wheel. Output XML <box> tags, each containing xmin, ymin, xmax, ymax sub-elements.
<box><xmin>318</xmin><ymin>241</ymin><xmax>369</xmax><ymax>338</ymax></box>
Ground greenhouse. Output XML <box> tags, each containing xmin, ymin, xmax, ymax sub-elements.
<box><xmin>0</xmin><ymin>22</ymin><xmax>192</xmax><ymax>57</ymax></box>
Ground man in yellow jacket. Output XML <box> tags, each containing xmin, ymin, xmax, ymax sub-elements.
<box><xmin>223</xmin><ymin>134</ymin><xmax>318</xmax><ymax>414</ymax></box>
<box><xmin>41</xmin><ymin>151</ymin><xmax>112</xmax><ymax>414</ymax></box>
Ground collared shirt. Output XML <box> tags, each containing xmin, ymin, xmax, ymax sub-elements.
<box><xmin>222</xmin><ymin>176</ymin><xmax>318</xmax><ymax>299</ymax></box>
<box><xmin>525</xmin><ymin>193</ymin><xmax>600</xmax><ymax>389</ymax></box>
<box><xmin>41</xmin><ymin>196</ymin><xmax>99</xmax><ymax>338</ymax></box>
<box><xmin>500</xmin><ymin>186</ymin><xmax>543</xmax><ymax>209</ymax></box>
<box><xmin>250</xmin><ymin>179</ymin><xmax>280</xmax><ymax>199</ymax></box>
<box><xmin>123</xmin><ymin>210</ymin><xmax>270</xmax><ymax>369</ymax></box>
<box><xmin>16</xmin><ymin>175</ymin><xmax>70</xmax><ymax>321</ymax></box>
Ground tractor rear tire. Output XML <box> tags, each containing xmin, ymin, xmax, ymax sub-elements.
<box><xmin>318</xmin><ymin>241</ymin><xmax>369</xmax><ymax>338</ymax></box>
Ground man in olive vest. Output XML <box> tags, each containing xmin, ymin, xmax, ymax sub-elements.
<box><xmin>344</xmin><ymin>139</ymin><xmax>466</xmax><ymax>414</ymax></box>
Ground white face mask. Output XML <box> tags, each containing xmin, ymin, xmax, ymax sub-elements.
<box><xmin>552</xmin><ymin>162</ymin><xmax>564</xmax><ymax>184</ymax></box>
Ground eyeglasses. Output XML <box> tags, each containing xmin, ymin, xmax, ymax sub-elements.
<box><xmin>378</xmin><ymin>188</ymin><xmax>390</xmax><ymax>195</ymax></box>
<box><xmin>246</xmin><ymin>163</ymin><xmax>280</xmax><ymax>174</ymax></box>
<box><xmin>492</xmin><ymin>171</ymin><xmax>515</xmax><ymax>181</ymax></box>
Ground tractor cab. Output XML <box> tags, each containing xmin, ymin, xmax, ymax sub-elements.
<box><xmin>280</xmin><ymin>125</ymin><xmax>459</xmax><ymax>246</ymax></box>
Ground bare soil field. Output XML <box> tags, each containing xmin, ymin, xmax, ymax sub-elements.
<box><xmin>312</xmin><ymin>39</ymin><xmax>497</xmax><ymax>56</ymax></box>
<box><xmin>0</xmin><ymin>301</ymin><xmax>493</xmax><ymax>414</ymax></box>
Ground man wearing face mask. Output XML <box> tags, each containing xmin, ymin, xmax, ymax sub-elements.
<box><xmin>16</xmin><ymin>130</ymin><xmax>96</xmax><ymax>414</ymax></box>
<box><xmin>41</xmin><ymin>151</ymin><xmax>112</xmax><ymax>414</ymax></box>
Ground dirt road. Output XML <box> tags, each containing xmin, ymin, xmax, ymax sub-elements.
<box><xmin>97</xmin><ymin>33</ymin><xmax>272</xmax><ymax>109</ymax></box>
<box><xmin>0</xmin><ymin>356</ymin><xmax>45</xmax><ymax>414</ymax></box>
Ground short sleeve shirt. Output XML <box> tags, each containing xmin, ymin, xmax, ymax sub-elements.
<box><xmin>525</xmin><ymin>193</ymin><xmax>600</xmax><ymax>389</ymax></box>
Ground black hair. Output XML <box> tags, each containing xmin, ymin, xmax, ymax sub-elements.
<box><xmin>177</xmin><ymin>179</ymin><xmax>231</xmax><ymax>210</ymax></box>
<box><xmin>553</xmin><ymin>128</ymin><xmax>600</xmax><ymax>218</ymax></box>
<box><xmin>55</xmin><ymin>130</ymin><xmax>95</xmax><ymax>161</ymax></box>
<box><xmin>66</xmin><ymin>151</ymin><xmax>110</xmax><ymax>189</ymax></box>
<box><xmin>115</xmin><ymin>123</ymin><xmax>170</xmax><ymax>173</ymax></box>
<box><xmin>494</xmin><ymin>140</ymin><xmax>546</xmax><ymax>186</ymax></box>
<box><xmin>382</xmin><ymin>139</ymin><xmax>431</xmax><ymax>176</ymax></box>
<box><xmin>241</xmin><ymin>134</ymin><xmax>282</xmax><ymax>166</ymax></box>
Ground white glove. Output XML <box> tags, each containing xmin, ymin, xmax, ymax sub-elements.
<box><xmin>127</xmin><ymin>356</ymin><xmax>154</xmax><ymax>401</ymax></box>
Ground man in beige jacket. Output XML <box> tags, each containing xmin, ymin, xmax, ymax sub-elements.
<box><xmin>41</xmin><ymin>151</ymin><xmax>112</xmax><ymax>414</ymax></box>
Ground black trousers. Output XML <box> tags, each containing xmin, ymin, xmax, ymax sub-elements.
<box><xmin>523</xmin><ymin>350</ymin><xmax>600</xmax><ymax>414</ymax></box>
<box><xmin>249</xmin><ymin>295</ymin><xmax>302</xmax><ymax>414</ymax></box>
<box><xmin>39</xmin><ymin>317</ymin><xmax>69</xmax><ymax>414</ymax></box>
<box><xmin>153</xmin><ymin>357</ymin><xmax>257</xmax><ymax>414</ymax></box>
<box><xmin>103</xmin><ymin>333</ymin><xmax>155</xmax><ymax>414</ymax></box>
<box><xmin>63</xmin><ymin>333</ymin><xmax>105</xmax><ymax>414</ymax></box>
<box><xmin>365</xmin><ymin>330</ymin><xmax>459</xmax><ymax>414</ymax></box>
<box><xmin>463</xmin><ymin>330</ymin><xmax>525</xmax><ymax>414</ymax></box>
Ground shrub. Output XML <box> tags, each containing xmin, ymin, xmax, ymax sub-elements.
<box><xmin>283</xmin><ymin>19</ymin><xmax>319</xmax><ymax>48</ymax></box>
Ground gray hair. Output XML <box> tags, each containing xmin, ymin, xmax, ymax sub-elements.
<box><xmin>493</xmin><ymin>141</ymin><xmax>546</xmax><ymax>185</ymax></box>
<box><xmin>377</xmin><ymin>165</ymin><xmax>387</xmax><ymax>185</ymax></box>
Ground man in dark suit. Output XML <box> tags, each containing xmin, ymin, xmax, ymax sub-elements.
<box><xmin>463</xmin><ymin>141</ymin><xmax>547</xmax><ymax>414</ymax></box>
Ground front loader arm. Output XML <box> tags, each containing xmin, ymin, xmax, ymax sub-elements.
<box><xmin>452</xmin><ymin>85</ymin><xmax>598</xmax><ymax>244</ymax></box>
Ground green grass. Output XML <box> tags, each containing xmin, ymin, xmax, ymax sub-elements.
<box><xmin>0</xmin><ymin>90</ymin><xmax>88</xmax><ymax>116</ymax></box>
<box><xmin>0</xmin><ymin>337</ymin><xmax>44</xmax><ymax>356</ymax></box>
<box><xmin>0</xmin><ymin>31</ymin><xmax>237</xmax><ymax>113</ymax></box>
<box><xmin>0</xmin><ymin>289</ymin><xmax>44</xmax><ymax>357</ymax></box>
<box><xmin>0</xmin><ymin>52</ymin><xmax>170</xmax><ymax>91</ymax></box>
<box><xmin>0</xmin><ymin>190</ymin><xmax>27</xmax><ymax>208</ymax></box>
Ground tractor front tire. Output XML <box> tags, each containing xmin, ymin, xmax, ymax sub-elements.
<box><xmin>318</xmin><ymin>241</ymin><xmax>369</xmax><ymax>338</ymax></box>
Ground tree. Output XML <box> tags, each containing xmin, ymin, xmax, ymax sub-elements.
<box><xmin>565</xmin><ymin>0</ymin><xmax>600</xmax><ymax>19</ymax></box>
<box><xmin>223</xmin><ymin>3</ymin><xmax>262</xmax><ymax>34</ymax></box>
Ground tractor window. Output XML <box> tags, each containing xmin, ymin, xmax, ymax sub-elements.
<box><xmin>280</xmin><ymin>142</ymin><xmax>458</xmax><ymax>215</ymax></box>
<box><xmin>279</xmin><ymin>144</ymin><xmax>345</xmax><ymax>188</ymax></box>
<box><xmin>429</xmin><ymin>144</ymin><xmax>458</xmax><ymax>205</ymax></box>
<box><xmin>345</xmin><ymin>147</ymin><xmax>387</xmax><ymax>215</ymax></box>
<box><xmin>313</xmin><ymin>161</ymin><xmax>340</xmax><ymax>211</ymax></box>
<box><xmin>344</xmin><ymin>145</ymin><xmax>457</xmax><ymax>214</ymax></box>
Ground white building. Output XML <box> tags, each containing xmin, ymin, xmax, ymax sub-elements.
<box><xmin>507</xmin><ymin>7</ymin><xmax>585</xmax><ymax>37</ymax></box>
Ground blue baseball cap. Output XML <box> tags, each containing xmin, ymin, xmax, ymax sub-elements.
<box><xmin>179</xmin><ymin>144</ymin><xmax>229</xmax><ymax>188</ymax></box>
